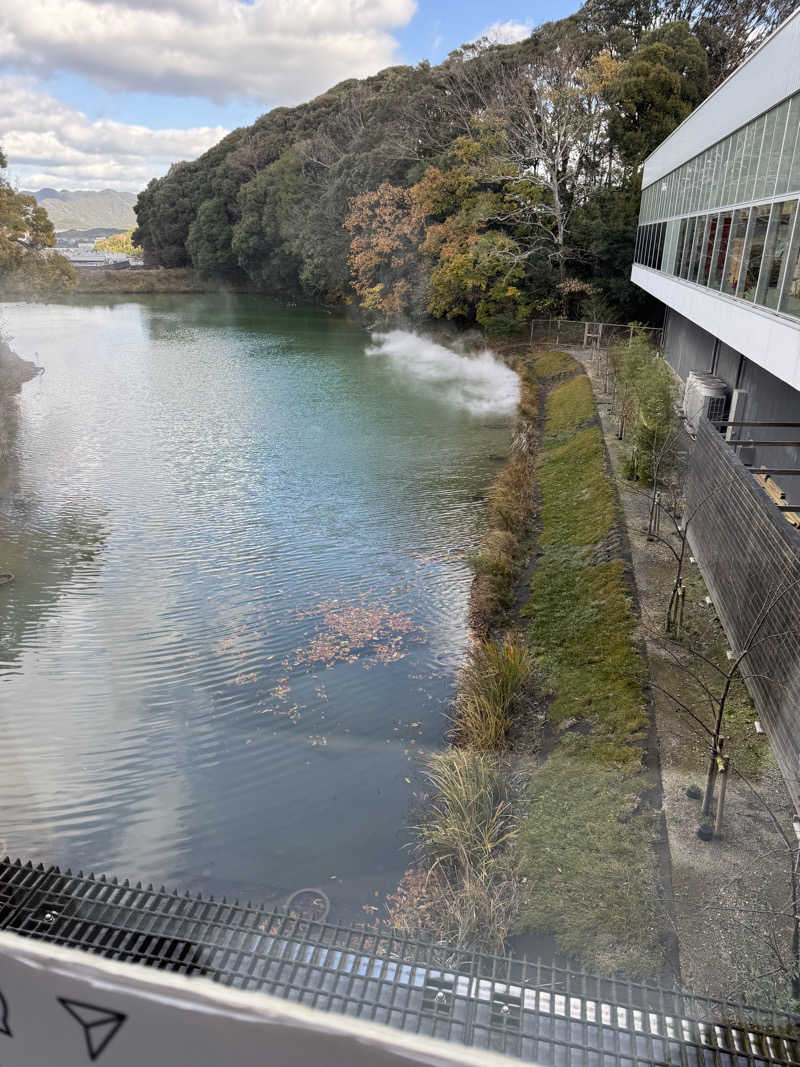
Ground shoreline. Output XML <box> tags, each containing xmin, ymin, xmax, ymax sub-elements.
<box><xmin>0</xmin><ymin>339</ymin><xmax>39</xmax><ymax>393</ymax></box>
<box><xmin>387</xmin><ymin>344</ymin><xmax>672</xmax><ymax>980</ymax></box>
<box><xmin>72</xmin><ymin>266</ymin><xmax>253</xmax><ymax>295</ymax></box>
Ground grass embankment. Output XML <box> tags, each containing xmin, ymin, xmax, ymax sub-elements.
<box><xmin>389</xmin><ymin>350</ymin><xmax>668</xmax><ymax>974</ymax></box>
<box><xmin>74</xmin><ymin>267</ymin><xmax>250</xmax><ymax>294</ymax></box>
<box><xmin>515</xmin><ymin>352</ymin><xmax>667</xmax><ymax>976</ymax></box>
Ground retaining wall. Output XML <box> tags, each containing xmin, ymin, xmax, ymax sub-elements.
<box><xmin>686</xmin><ymin>417</ymin><xmax>800</xmax><ymax>811</ymax></box>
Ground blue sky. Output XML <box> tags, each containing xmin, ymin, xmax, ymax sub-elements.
<box><xmin>46</xmin><ymin>0</ymin><xmax>574</xmax><ymax>132</ymax></box>
<box><xmin>0</xmin><ymin>0</ymin><xmax>577</xmax><ymax>191</ymax></box>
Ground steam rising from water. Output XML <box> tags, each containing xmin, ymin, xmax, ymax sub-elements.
<box><xmin>367</xmin><ymin>331</ymin><xmax>520</xmax><ymax>416</ymax></box>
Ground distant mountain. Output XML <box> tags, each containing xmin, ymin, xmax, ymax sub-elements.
<box><xmin>24</xmin><ymin>189</ymin><xmax>137</xmax><ymax>233</ymax></box>
<box><xmin>56</xmin><ymin>227</ymin><xmax>130</xmax><ymax>248</ymax></box>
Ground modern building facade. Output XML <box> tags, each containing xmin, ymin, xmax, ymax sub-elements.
<box><xmin>632</xmin><ymin>6</ymin><xmax>800</xmax><ymax>496</ymax></box>
<box><xmin>631</xmin><ymin>11</ymin><xmax>800</xmax><ymax>813</ymax></box>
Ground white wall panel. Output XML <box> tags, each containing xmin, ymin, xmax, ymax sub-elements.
<box><xmin>643</xmin><ymin>9</ymin><xmax>800</xmax><ymax>188</ymax></box>
<box><xmin>631</xmin><ymin>264</ymin><xmax>800</xmax><ymax>390</ymax></box>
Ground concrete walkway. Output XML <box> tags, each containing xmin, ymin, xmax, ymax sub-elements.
<box><xmin>577</xmin><ymin>347</ymin><xmax>797</xmax><ymax>1008</ymax></box>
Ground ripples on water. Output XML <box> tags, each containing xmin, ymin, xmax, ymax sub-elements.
<box><xmin>0</xmin><ymin>297</ymin><xmax>516</xmax><ymax>917</ymax></box>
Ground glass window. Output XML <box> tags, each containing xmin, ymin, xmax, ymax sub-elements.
<box><xmin>688</xmin><ymin>215</ymin><xmax>707</xmax><ymax>281</ymax></box>
<box><xmin>678</xmin><ymin>216</ymin><xmax>691</xmax><ymax>273</ymax></box>
<box><xmin>679</xmin><ymin>216</ymin><xmax>696</xmax><ymax>278</ymax></box>
<box><xmin>709</xmin><ymin>143</ymin><xmax>722</xmax><ymax>210</ymax></box>
<box><xmin>655</xmin><ymin>220</ymin><xmax>666</xmax><ymax>270</ymax></box>
<box><xmin>701</xmin><ymin>149</ymin><xmax>715</xmax><ymax>208</ymax></box>
<box><xmin>763</xmin><ymin>99</ymin><xmax>790</xmax><ymax>199</ymax></box>
<box><xmin>777</xmin><ymin>95</ymin><xmax>800</xmax><ymax>194</ymax></box>
<box><xmin>709</xmin><ymin>212</ymin><xmax>731</xmax><ymax>289</ymax></box>
<box><xmin>725</xmin><ymin>129</ymin><xmax>744</xmax><ymax>204</ymax></box>
<box><xmin>739</xmin><ymin>203</ymin><xmax>771</xmax><ymax>302</ymax></box>
<box><xmin>679</xmin><ymin>165</ymin><xmax>691</xmax><ymax>216</ymax></box>
<box><xmin>698</xmin><ymin>214</ymin><xmax>718</xmax><ymax>286</ymax></box>
<box><xmin>693</xmin><ymin>156</ymin><xmax>703</xmax><ymax>212</ymax></box>
<box><xmin>742</xmin><ymin>116</ymin><xmax>765</xmax><ymax>203</ymax></box>
<box><xmin>668</xmin><ymin>170</ymin><xmax>678</xmax><ymax>217</ymax></box>
<box><xmin>682</xmin><ymin>159</ymin><xmax>693</xmax><ymax>214</ymax></box>
<box><xmin>757</xmin><ymin>200</ymin><xmax>798</xmax><ymax>308</ymax></box>
<box><xmin>787</xmin><ymin>106</ymin><xmax>800</xmax><ymax>193</ymax></box>
<box><xmin>663</xmin><ymin>218</ymin><xmax>680</xmax><ymax>273</ymax></box>
<box><xmin>715</xmin><ymin>139</ymin><xmax>730</xmax><ymax>208</ymax></box>
<box><xmin>779</xmin><ymin>210</ymin><xmax>800</xmax><ymax>317</ymax></box>
<box><xmin>721</xmin><ymin>208</ymin><xmax>750</xmax><ymax>294</ymax></box>
<box><xmin>754</xmin><ymin>107</ymin><xmax>778</xmax><ymax>200</ymax></box>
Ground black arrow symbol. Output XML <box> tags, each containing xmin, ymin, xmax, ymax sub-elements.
<box><xmin>58</xmin><ymin>998</ymin><xmax>126</xmax><ymax>1062</ymax></box>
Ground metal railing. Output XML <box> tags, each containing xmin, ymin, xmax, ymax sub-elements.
<box><xmin>2</xmin><ymin>857</ymin><xmax>798</xmax><ymax>1064</ymax></box>
<box><xmin>529</xmin><ymin>318</ymin><xmax>663</xmax><ymax>351</ymax></box>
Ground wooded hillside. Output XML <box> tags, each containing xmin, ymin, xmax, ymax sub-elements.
<box><xmin>133</xmin><ymin>0</ymin><xmax>794</xmax><ymax>330</ymax></box>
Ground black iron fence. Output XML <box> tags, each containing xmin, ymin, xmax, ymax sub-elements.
<box><xmin>2</xmin><ymin>857</ymin><xmax>799</xmax><ymax>1064</ymax></box>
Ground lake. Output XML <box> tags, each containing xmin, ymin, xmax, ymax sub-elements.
<box><xmin>0</xmin><ymin>295</ymin><xmax>517</xmax><ymax>919</ymax></box>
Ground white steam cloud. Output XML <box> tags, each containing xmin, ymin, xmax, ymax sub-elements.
<box><xmin>366</xmin><ymin>331</ymin><xmax>520</xmax><ymax>416</ymax></box>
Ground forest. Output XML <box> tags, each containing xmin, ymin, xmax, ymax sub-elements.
<box><xmin>131</xmin><ymin>0</ymin><xmax>795</xmax><ymax>331</ymax></box>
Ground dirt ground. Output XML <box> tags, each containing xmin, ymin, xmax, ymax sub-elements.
<box><xmin>577</xmin><ymin>348</ymin><xmax>798</xmax><ymax>1008</ymax></box>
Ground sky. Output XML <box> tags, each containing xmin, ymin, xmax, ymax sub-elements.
<box><xmin>0</xmin><ymin>0</ymin><xmax>577</xmax><ymax>194</ymax></box>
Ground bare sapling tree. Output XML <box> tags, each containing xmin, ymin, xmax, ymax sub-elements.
<box><xmin>725</xmin><ymin>766</ymin><xmax>800</xmax><ymax>1003</ymax></box>
<box><xmin>699</xmin><ymin>577</ymin><xmax>800</xmax><ymax>819</ymax></box>
<box><xmin>644</xmin><ymin>581</ymin><xmax>800</xmax><ymax>1002</ymax></box>
<box><xmin>643</xmin><ymin>482</ymin><xmax>721</xmax><ymax>635</ymax></box>
<box><xmin>649</xmin><ymin>574</ymin><xmax>800</xmax><ymax>827</ymax></box>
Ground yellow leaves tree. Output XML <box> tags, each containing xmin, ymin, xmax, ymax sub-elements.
<box><xmin>427</xmin><ymin>231</ymin><xmax>531</xmax><ymax>333</ymax></box>
<box><xmin>94</xmin><ymin>229</ymin><xmax>143</xmax><ymax>257</ymax></box>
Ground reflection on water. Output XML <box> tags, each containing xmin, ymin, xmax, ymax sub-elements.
<box><xmin>0</xmin><ymin>296</ymin><xmax>514</xmax><ymax>917</ymax></box>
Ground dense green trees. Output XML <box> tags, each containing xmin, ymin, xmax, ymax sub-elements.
<box><xmin>607</xmin><ymin>22</ymin><xmax>708</xmax><ymax>168</ymax></box>
<box><xmin>132</xmin><ymin>0</ymin><xmax>785</xmax><ymax>330</ymax></box>
<box><xmin>0</xmin><ymin>148</ymin><xmax>75</xmax><ymax>297</ymax></box>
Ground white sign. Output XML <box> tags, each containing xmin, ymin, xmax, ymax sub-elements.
<box><xmin>0</xmin><ymin>931</ymin><xmax>519</xmax><ymax>1067</ymax></box>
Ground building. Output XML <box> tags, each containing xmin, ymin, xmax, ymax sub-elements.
<box><xmin>632</xmin><ymin>6</ymin><xmax>800</xmax><ymax>497</ymax></box>
<box><xmin>631</xmin><ymin>10</ymin><xmax>800</xmax><ymax>813</ymax></box>
<box><xmin>62</xmin><ymin>249</ymin><xmax>131</xmax><ymax>269</ymax></box>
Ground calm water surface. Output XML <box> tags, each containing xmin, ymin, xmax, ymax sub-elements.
<box><xmin>0</xmin><ymin>296</ymin><xmax>516</xmax><ymax>917</ymax></box>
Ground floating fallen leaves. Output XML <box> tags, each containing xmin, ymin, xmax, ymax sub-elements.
<box><xmin>294</xmin><ymin>598</ymin><xmax>426</xmax><ymax>669</ymax></box>
<box><xmin>231</xmin><ymin>671</ymin><xmax>257</xmax><ymax>687</ymax></box>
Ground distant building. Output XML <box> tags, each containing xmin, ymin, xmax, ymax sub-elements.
<box><xmin>632</xmin><ymin>7</ymin><xmax>800</xmax><ymax>495</ymax></box>
<box><xmin>63</xmin><ymin>249</ymin><xmax>131</xmax><ymax>269</ymax></box>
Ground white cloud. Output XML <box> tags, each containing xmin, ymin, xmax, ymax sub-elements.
<box><xmin>478</xmin><ymin>20</ymin><xmax>532</xmax><ymax>46</ymax></box>
<box><xmin>0</xmin><ymin>0</ymin><xmax>416</xmax><ymax>105</ymax></box>
<box><xmin>0</xmin><ymin>76</ymin><xmax>228</xmax><ymax>191</ymax></box>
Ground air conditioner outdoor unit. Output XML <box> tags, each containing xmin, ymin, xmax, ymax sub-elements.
<box><xmin>683</xmin><ymin>371</ymin><xmax>729</xmax><ymax>436</ymax></box>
